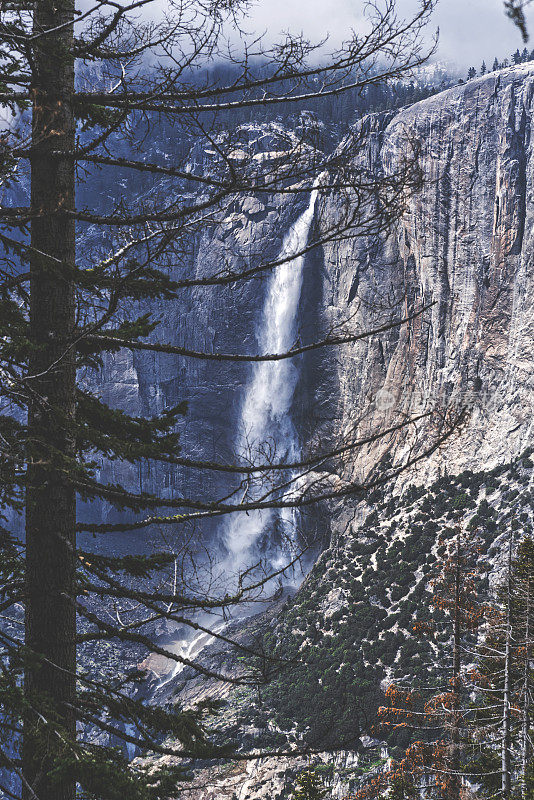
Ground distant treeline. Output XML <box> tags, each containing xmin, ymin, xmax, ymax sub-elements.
<box><xmin>176</xmin><ymin>61</ymin><xmax>456</xmax><ymax>132</ymax></box>
<box><xmin>465</xmin><ymin>46</ymin><xmax>534</xmax><ymax>80</ymax></box>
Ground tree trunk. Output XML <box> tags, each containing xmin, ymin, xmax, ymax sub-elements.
<box><xmin>450</xmin><ymin>532</ymin><xmax>462</xmax><ymax>800</ymax></box>
<box><xmin>521</xmin><ymin>577</ymin><xmax>531</xmax><ymax>798</ymax></box>
<box><xmin>502</xmin><ymin>536</ymin><xmax>513</xmax><ymax>800</ymax></box>
<box><xmin>23</xmin><ymin>0</ymin><xmax>76</xmax><ymax>797</ymax></box>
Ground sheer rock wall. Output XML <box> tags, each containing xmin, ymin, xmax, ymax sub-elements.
<box><xmin>317</xmin><ymin>65</ymin><xmax>534</xmax><ymax>486</ymax></box>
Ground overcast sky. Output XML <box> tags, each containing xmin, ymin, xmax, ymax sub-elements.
<box><xmin>247</xmin><ymin>0</ymin><xmax>530</xmax><ymax>68</ymax></box>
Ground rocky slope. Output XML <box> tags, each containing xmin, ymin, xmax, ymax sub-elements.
<box><xmin>158</xmin><ymin>451</ymin><xmax>533</xmax><ymax>799</ymax></box>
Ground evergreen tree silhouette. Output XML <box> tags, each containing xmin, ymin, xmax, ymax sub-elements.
<box><xmin>291</xmin><ymin>768</ymin><xmax>328</xmax><ymax>800</ymax></box>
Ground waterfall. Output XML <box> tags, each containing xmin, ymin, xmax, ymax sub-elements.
<box><xmin>155</xmin><ymin>190</ymin><xmax>317</xmax><ymax>697</ymax></box>
<box><xmin>224</xmin><ymin>188</ymin><xmax>318</xmax><ymax>572</ymax></box>
<box><xmin>157</xmin><ymin>620</ymin><xmax>227</xmax><ymax>690</ymax></box>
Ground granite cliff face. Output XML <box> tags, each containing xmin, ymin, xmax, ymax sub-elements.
<box><xmin>316</xmin><ymin>64</ymin><xmax>534</xmax><ymax>486</ymax></box>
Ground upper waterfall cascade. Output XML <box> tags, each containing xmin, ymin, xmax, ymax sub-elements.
<box><xmin>224</xmin><ymin>189</ymin><xmax>318</xmax><ymax>571</ymax></box>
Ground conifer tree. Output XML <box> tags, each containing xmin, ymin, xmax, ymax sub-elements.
<box><xmin>291</xmin><ymin>767</ymin><xmax>328</xmax><ymax>800</ymax></box>
<box><xmin>466</xmin><ymin>534</ymin><xmax>534</xmax><ymax>800</ymax></box>
<box><xmin>516</xmin><ymin>537</ymin><xmax>534</xmax><ymax>796</ymax></box>
<box><xmin>0</xmin><ymin>1</ymin><xmax>452</xmax><ymax>798</ymax></box>
<box><xmin>354</xmin><ymin>527</ymin><xmax>486</xmax><ymax>800</ymax></box>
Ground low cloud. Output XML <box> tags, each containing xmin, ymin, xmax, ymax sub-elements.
<box><xmin>245</xmin><ymin>0</ymin><xmax>528</xmax><ymax>68</ymax></box>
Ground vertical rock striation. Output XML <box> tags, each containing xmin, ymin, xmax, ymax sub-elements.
<box><xmin>317</xmin><ymin>65</ymin><xmax>534</xmax><ymax>482</ymax></box>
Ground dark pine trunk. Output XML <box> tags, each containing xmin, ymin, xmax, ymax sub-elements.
<box><xmin>501</xmin><ymin>536</ymin><xmax>513</xmax><ymax>800</ymax></box>
<box><xmin>23</xmin><ymin>0</ymin><xmax>76</xmax><ymax>798</ymax></box>
<box><xmin>449</xmin><ymin>534</ymin><xmax>462</xmax><ymax>800</ymax></box>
